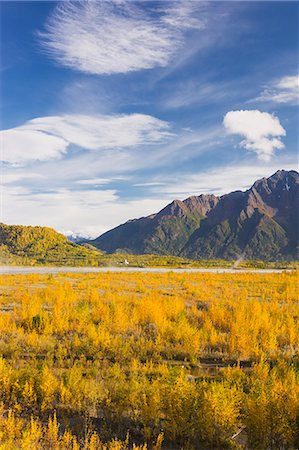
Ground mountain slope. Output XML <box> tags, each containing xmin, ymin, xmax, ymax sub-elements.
<box><xmin>0</xmin><ymin>223</ymin><xmax>101</xmax><ymax>264</ymax></box>
<box><xmin>90</xmin><ymin>170</ymin><xmax>299</xmax><ymax>261</ymax></box>
<box><xmin>181</xmin><ymin>170</ymin><xmax>298</xmax><ymax>260</ymax></box>
<box><xmin>91</xmin><ymin>195</ymin><xmax>218</xmax><ymax>255</ymax></box>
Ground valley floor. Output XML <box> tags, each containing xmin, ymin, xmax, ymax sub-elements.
<box><xmin>0</xmin><ymin>271</ymin><xmax>298</xmax><ymax>449</ymax></box>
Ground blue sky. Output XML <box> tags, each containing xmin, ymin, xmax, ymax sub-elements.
<box><xmin>1</xmin><ymin>1</ymin><xmax>298</xmax><ymax>237</ymax></box>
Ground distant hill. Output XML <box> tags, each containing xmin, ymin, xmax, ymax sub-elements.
<box><xmin>90</xmin><ymin>170</ymin><xmax>299</xmax><ymax>261</ymax></box>
<box><xmin>0</xmin><ymin>223</ymin><xmax>101</xmax><ymax>265</ymax></box>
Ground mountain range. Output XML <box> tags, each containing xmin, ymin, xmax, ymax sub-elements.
<box><xmin>88</xmin><ymin>170</ymin><xmax>299</xmax><ymax>261</ymax></box>
<box><xmin>1</xmin><ymin>170</ymin><xmax>298</xmax><ymax>264</ymax></box>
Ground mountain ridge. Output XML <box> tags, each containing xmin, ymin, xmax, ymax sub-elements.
<box><xmin>89</xmin><ymin>170</ymin><xmax>299</xmax><ymax>261</ymax></box>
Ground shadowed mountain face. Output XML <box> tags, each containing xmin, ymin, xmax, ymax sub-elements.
<box><xmin>182</xmin><ymin>170</ymin><xmax>299</xmax><ymax>260</ymax></box>
<box><xmin>91</xmin><ymin>195</ymin><xmax>219</xmax><ymax>256</ymax></box>
<box><xmin>89</xmin><ymin>170</ymin><xmax>299</xmax><ymax>261</ymax></box>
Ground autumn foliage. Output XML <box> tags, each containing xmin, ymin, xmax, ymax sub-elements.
<box><xmin>0</xmin><ymin>271</ymin><xmax>298</xmax><ymax>448</ymax></box>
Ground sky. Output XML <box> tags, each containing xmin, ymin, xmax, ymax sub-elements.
<box><xmin>1</xmin><ymin>0</ymin><xmax>298</xmax><ymax>238</ymax></box>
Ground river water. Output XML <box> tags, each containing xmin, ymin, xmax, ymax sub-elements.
<box><xmin>0</xmin><ymin>266</ymin><xmax>291</xmax><ymax>275</ymax></box>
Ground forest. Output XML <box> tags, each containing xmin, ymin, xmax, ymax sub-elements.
<box><xmin>0</xmin><ymin>271</ymin><xmax>298</xmax><ymax>449</ymax></box>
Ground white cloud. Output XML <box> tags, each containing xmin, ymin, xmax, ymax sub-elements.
<box><xmin>0</xmin><ymin>114</ymin><xmax>171</xmax><ymax>164</ymax></box>
<box><xmin>1</xmin><ymin>171</ymin><xmax>43</xmax><ymax>184</ymax></box>
<box><xmin>223</xmin><ymin>110</ymin><xmax>286</xmax><ymax>161</ymax></box>
<box><xmin>134</xmin><ymin>182</ymin><xmax>166</xmax><ymax>187</ymax></box>
<box><xmin>76</xmin><ymin>178</ymin><xmax>113</xmax><ymax>186</ymax></box>
<box><xmin>254</xmin><ymin>74</ymin><xmax>299</xmax><ymax>105</ymax></box>
<box><xmin>39</xmin><ymin>0</ymin><xmax>204</xmax><ymax>75</ymax></box>
<box><xmin>1</xmin><ymin>128</ymin><xmax>68</xmax><ymax>164</ymax></box>
<box><xmin>150</xmin><ymin>161</ymin><xmax>298</xmax><ymax>198</ymax></box>
<box><xmin>161</xmin><ymin>2</ymin><xmax>204</xmax><ymax>29</ymax></box>
<box><xmin>1</xmin><ymin>185</ymin><xmax>167</xmax><ymax>238</ymax></box>
<box><xmin>161</xmin><ymin>79</ymin><xmax>236</xmax><ymax>110</ymax></box>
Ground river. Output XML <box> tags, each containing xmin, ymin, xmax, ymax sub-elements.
<box><xmin>0</xmin><ymin>266</ymin><xmax>292</xmax><ymax>275</ymax></box>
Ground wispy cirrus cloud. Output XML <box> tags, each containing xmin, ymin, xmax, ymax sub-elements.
<box><xmin>253</xmin><ymin>74</ymin><xmax>299</xmax><ymax>105</ymax></box>
<box><xmin>147</xmin><ymin>161</ymin><xmax>298</xmax><ymax>199</ymax></box>
<box><xmin>76</xmin><ymin>178</ymin><xmax>114</xmax><ymax>186</ymax></box>
<box><xmin>1</xmin><ymin>114</ymin><xmax>171</xmax><ymax>164</ymax></box>
<box><xmin>223</xmin><ymin>110</ymin><xmax>286</xmax><ymax>161</ymax></box>
<box><xmin>39</xmin><ymin>0</ymin><xmax>204</xmax><ymax>75</ymax></box>
<box><xmin>161</xmin><ymin>2</ymin><xmax>204</xmax><ymax>29</ymax></box>
<box><xmin>161</xmin><ymin>79</ymin><xmax>237</xmax><ymax>110</ymax></box>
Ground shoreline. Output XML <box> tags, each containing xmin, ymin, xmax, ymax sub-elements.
<box><xmin>0</xmin><ymin>266</ymin><xmax>293</xmax><ymax>275</ymax></box>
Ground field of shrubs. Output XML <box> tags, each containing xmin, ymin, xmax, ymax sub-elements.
<box><xmin>0</xmin><ymin>271</ymin><xmax>298</xmax><ymax>449</ymax></box>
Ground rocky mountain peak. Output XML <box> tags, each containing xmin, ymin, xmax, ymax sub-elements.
<box><xmin>250</xmin><ymin>169</ymin><xmax>299</xmax><ymax>213</ymax></box>
<box><xmin>90</xmin><ymin>170</ymin><xmax>298</xmax><ymax>261</ymax></box>
<box><xmin>183</xmin><ymin>194</ymin><xmax>219</xmax><ymax>217</ymax></box>
<box><xmin>156</xmin><ymin>199</ymin><xmax>187</xmax><ymax>218</ymax></box>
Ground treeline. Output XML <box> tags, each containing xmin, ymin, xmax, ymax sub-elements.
<box><xmin>0</xmin><ymin>223</ymin><xmax>103</xmax><ymax>266</ymax></box>
<box><xmin>0</xmin><ymin>272</ymin><xmax>298</xmax><ymax>448</ymax></box>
